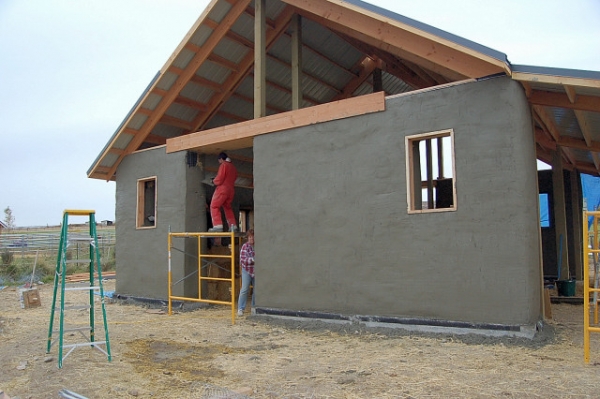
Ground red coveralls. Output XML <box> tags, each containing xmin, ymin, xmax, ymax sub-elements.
<box><xmin>210</xmin><ymin>160</ymin><xmax>238</xmax><ymax>227</ymax></box>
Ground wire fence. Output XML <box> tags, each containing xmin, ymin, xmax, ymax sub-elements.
<box><xmin>0</xmin><ymin>226</ymin><xmax>116</xmax><ymax>284</ymax></box>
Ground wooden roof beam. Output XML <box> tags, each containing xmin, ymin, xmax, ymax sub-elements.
<box><xmin>337</xmin><ymin>33</ymin><xmax>437</xmax><ymax>89</ymax></box>
<box><xmin>145</xmin><ymin>134</ymin><xmax>168</xmax><ymax>145</ymax></box>
<box><xmin>190</xmin><ymin>6</ymin><xmax>296</xmax><ymax>132</ymax></box>
<box><xmin>167</xmin><ymin>91</ymin><xmax>385</xmax><ymax>154</ymax></box>
<box><xmin>564</xmin><ymin>84</ymin><xmax>595</xmax><ymax>148</ymax></box>
<box><xmin>535</xmin><ymin>127</ymin><xmax>557</xmax><ymax>151</ymax></box>
<box><xmin>159</xmin><ymin>114</ymin><xmax>194</xmax><ymax>131</ymax></box>
<box><xmin>103</xmin><ymin>0</ymin><xmax>253</xmax><ymax>180</ymax></box>
<box><xmin>533</xmin><ymin>106</ymin><xmax>561</xmax><ymax>142</ymax></box>
<box><xmin>529</xmin><ymin>90</ymin><xmax>600</xmax><ymax>113</ymax></box>
<box><xmin>284</xmin><ymin>0</ymin><xmax>508</xmax><ymax>80</ymax></box>
<box><xmin>152</xmin><ymin>87</ymin><xmax>208</xmax><ymax>112</ymax></box>
<box><xmin>332</xmin><ymin>56</ymin><xmax>378</xmax><ymax>100</ymax></box>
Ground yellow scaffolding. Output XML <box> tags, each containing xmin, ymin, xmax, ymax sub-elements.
<box><xmin>583</xmin><ymin>211</ymin><xmax>600</xmax><ymax>363</ymax></box>
<box><xmin>167</xmin><ymin>231</ymin><xmax>240</xmax><ymax>324</ymax></box>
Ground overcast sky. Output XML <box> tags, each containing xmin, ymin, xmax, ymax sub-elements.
<box><xmin>1</xmin><ymin>0</ymin><xmax>599</xmax><ymax>227</ymax></box>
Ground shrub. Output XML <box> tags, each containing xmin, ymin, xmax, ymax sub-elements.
<box><xmin>1</xmin><ymin>250</ymin><xmax>13</xmax><ymax>265</ymax></box>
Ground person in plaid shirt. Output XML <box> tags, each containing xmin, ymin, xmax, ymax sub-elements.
<box><xmin>237</xmin><ymin>229</ymin><xmax>255</xmax><ymax>316</ymax></box>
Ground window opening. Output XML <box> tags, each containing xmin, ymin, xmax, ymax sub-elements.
<box><xmin>406</xmin><ymin>130</ymin><xmax>456</xmax><ymax>213</ymax></box>
<box><xmin>137</xmin><ymin>177</ymin><xmax>157</xmax><ymax>228</ymax></box>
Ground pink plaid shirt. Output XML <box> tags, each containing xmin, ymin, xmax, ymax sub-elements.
<box><xmin>240</xmin><ymin>242</ymin><xmax>255</xmax><ymax>277</ymax></box>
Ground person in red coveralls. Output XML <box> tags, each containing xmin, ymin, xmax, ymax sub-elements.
<box><xmin>208</xmin><ymin>152</ymin><xmax>238</xmax><ymax>232</ymax></box>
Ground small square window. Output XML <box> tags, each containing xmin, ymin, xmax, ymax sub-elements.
<box><xmin>137</xmin><ymin>177</ymin><xmax>156</xmax><ymax>228</ymax></box>
<box><xmin>406</xmin><ymin>130</ymin><xmax>456</xmax><ymax>213</ymax></box>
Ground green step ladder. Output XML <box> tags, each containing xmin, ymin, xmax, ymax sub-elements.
<box><xmin>47</xmin><ymin>209</ymin><xmax>112</xmax><ymax>368</ymax></box>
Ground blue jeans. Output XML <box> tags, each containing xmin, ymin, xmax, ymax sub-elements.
<box><xmin>238</xmin><ymin>269</ymin><xmax>254</xmax><ymax>311</ymax></box>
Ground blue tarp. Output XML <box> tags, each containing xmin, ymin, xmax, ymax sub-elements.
<box><xmin>582</xmin><ymin>174</ymin><xmax>600</xmax><ymax>227</ymax></box>
<box><xmin>539</xmin><ymin>193</ymin><xmax>550</xmax><ymax>227</ymax></box>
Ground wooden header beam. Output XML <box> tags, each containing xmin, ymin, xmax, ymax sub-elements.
<box><xmin>166</xmin><ymin>91</ymin><xmax>386</xmax><ymax>154</ymax></box>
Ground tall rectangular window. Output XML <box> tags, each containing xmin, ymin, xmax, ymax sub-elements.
<box><xmin>406</xmin><ymin>129</ymin><xmax>456</xmax><ymax>213</ymax></box>
<box><xmin>137</xmin><ymin>177</ymin><xmax>157</xmax><ymax>228</ymax></box>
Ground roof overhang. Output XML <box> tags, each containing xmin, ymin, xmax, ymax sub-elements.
<box><xmin>87</xmin><ymin>0</ymin><xmax>600</xmax><ymax>181</ymax></box>
<box><xmin>512</xmin><ymin>65</ymin><xmax>600</xmax><ymax>175</ymax></box>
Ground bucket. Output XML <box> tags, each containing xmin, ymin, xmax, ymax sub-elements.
<box><xmin>556</xmin><ymin>279</ymin><xmax>576</xmax><ymax>297</ymax></box>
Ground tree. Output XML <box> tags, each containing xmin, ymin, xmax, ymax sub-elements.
<box><xmin>4</xmin><ymin>206</ymin><xmax>15</xmax><ymax>229</ymax></box>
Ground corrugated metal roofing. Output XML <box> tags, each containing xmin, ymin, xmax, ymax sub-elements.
<box><xmin>88</xmin><ymin>0</ymin><xmax>600</xmax><ymax>181</ymax></box>
<box><xmin>510</xmin><ymin>64</ymin><xmax>600</xmax><ymax>174</ymax></box>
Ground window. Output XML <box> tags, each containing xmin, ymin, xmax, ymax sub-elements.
<box><xmin>406</xmin><ymin>129</ymin><xmax>456</xmax><ymax>213</ymax></box>
<box><xmin>137</xmin><ymin>177</ymin><xmax>157</xmax><ymax>228</ymax></box>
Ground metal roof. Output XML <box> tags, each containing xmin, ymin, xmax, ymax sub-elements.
<box><xmin>88</xmin><ymin>0</ymin><xmax>600</xmax><ymax>180</ymax></box>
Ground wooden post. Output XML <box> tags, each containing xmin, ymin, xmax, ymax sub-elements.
<box><xmin>290</xmin><ymin>14</ymin><xmax>302</xmax><ymax>110</ymax></box>
<box><xmin>552</xmin><ymin>148</ymin><xmax>570</xmax><ymax>280</ymax></box>
<box><xmin>254</xmin><ymin>0</ymin><xmax>267</xmax><ymax>118</ymax></box>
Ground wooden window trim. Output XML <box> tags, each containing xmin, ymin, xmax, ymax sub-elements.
<box><xmin>136</xmin><ymin>176</ymin><xmax>157</xmax><ymax>229</ymax></box>
<box><xmin>405</xmin><ymin>129</ymin><xmax>457</xmax><ymax>214</ymax></box>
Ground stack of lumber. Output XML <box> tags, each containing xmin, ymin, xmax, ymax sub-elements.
<box><xmin>66</xmin><ymin>271</ymin><xmax>116</xmax><ymax>283</ymax></box>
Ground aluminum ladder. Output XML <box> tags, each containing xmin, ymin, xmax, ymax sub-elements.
<box><xmin>46</xmin><ymin>210</ymin><xmax>112</xmax><ymax>368</ymax></box>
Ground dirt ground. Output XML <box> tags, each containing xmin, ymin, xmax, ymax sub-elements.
<box><xmin>1</xmin><ymin>280</ymin><xmax>600</xmax><ymax>399</ymax></box>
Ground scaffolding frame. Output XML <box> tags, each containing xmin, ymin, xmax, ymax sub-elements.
<box><xmin>167</xmin><ymin>231</ymin><xmax>240</xmax><ymax>324</ymax></box>
<box><xmin>583</xmin><ymin>211</ymin><xmax>600</xmax><ymax>363</ymax></box>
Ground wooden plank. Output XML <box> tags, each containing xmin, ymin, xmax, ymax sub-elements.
<box><xmin>512</xmin><ymin>71</ymin><xmax>600</xmax><ymax>89</ymax></box>
<box><xmin>529</xmin><ymin>90</ymin><xmax>600</xmax><ymax>113</ymax></box>
<box><xmin>282</xmin><ymin>0</ymin><xmax>508</xmax><ymax>79</ymax></box>
<box><xmin>166</xmin><ymin>91</ymin><xmax>385</xmax><ymax>153</ymax></box>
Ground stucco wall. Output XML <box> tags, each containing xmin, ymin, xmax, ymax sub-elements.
<box><xmin>115</xmin><ymin>147</ymin><xmax>205</xmax><ymax>299</ymax></box>
<box><xmin>254</xmin><ymin>76</ymin><xmax>541</xmax><ymax>327</ymax></box>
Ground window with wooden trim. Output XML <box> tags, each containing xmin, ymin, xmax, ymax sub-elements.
<box><xmin>137</xmin><ymin>177</ymin><xmax>157</xmax><ymax>228</ymax></box>
<box><xmin>406</xmin><ymin>129</ymin><xmax>456</xmax><ymax>213</ymax></box>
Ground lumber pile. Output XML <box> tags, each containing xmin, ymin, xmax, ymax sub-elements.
<box><xmin>66</xmin><ymin>271</ymin><xmax>116</xmax><ymax>283</ymax></box>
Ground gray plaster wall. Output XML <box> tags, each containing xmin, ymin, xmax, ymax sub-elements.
<box><xmin>254</xmin><ymin>76</ymin><xmax>541</xmax><ymax>326</ymax></box>
<box><xmin>115</xmin><ymin>146</ymin><xmax>205</xmax><ymax>300</ymax></box>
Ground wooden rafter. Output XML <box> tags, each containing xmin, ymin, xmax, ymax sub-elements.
<box><xmin>190</xmin><ymin>6</ymin><xmax>296</xmax><ymax>132</ymax></box>
<box><xmin>102</xmin><ymin>0</ymin><xmax>253</xmax><ymax>181</ymax></box>
<box><xmin>282</xmin><ymin>0</ymin><xmax>507</xmax><ymax>80</ymax></box>
<box><xmin>158</xmin><ymin>115</ymin><xmax>193</xmax><ymax>131</ymax></box>
<box><xmin>577</xmin><ymin>110</ymin><xmax>594</xmax><ymax>148</ymax></box>
<box><xmin>332</xmin><ymin>56</ymin><xmax>377</xmax><ymax>100</ymax></box>
<box><xmin>564</xmin><ymin>84</ymin><xmax>595</xmax><ymax>148</ymax></box>
<box><xmin>145</xmin><ymin>134</ymin><xmax>168</xmax><ymax>145</ymax></box>
<box><xmin>152</xmin><ymin>87</ymin><xmax>208</xmax><ymax>112</ymax></box>
<box><xmin>533</xmin><ymin>106</ymin><xmax>561</xmax><ymax>142</ymax></box>
<box><xmin>529</xmin><ymin>90</ymin><xmax>600</xmax><ymax>113</ymax></box>
<box><xmin>337</xmin><ymin>33</ymin><xmax>439</xmax><ymax>89</ymax></box>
